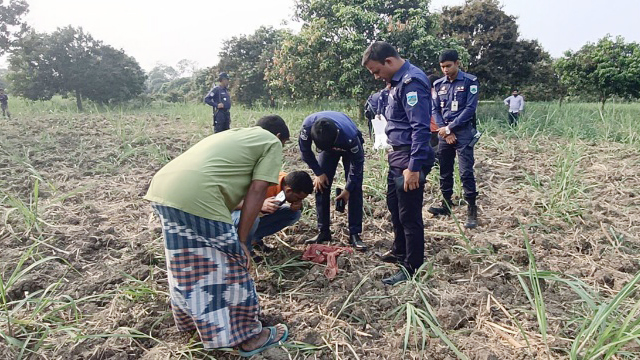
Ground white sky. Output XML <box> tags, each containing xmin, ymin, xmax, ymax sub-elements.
<box><xmin>2</xmin><ymin>0</ymin><xmax>640</xmax><ymax>71</ymax></box>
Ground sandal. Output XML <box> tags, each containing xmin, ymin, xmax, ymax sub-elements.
<box><xmin>238</xmin><ymin>324</ymin><xmax>289</xmax><ymax>357</ymax></box>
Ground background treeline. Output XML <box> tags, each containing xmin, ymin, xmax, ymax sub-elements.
<box><xmin>1</xmin><ymin>0</ymin><xmax>640</xmax><ymax>110</ymax></box>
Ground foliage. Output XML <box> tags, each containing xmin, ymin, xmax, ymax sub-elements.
<box><xmin>7</xmin><ymin>26</ymin><xmax>146</xmax><ymax>110</ymax></box>
<box><xmin>439</xmin><ymin>0</ymin><xmax>549</xmax><ymax>98</ymax></box>
<box><xmin>266</xmin><ymin>0</ymin><xmax>461</xmax><ymax>102</ymax></box>
<box><xmin>555</xmin><ymin>35</ymin><xmax>640</xmax><ymax>109</ymax></box>
<box><xmin>0</xmin><ymin>0</ymin><xmax>29</xmax><ymax>55</ymax></box>
<box><xmin>218</xmin><ymin>26</ymin><xmax>290</xmax><ymax>106</ymax></box>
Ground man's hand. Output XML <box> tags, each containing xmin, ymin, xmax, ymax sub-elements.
<box><xmin>438</xmin><ymin>127</ymin><xmax>448</xmax><ymax>137</ymax></box>
<box><xmin>290</xmin><ymin>201</ymin><xmax>303</xmax><ymax>212</ymax></box>
<box><xmin>217</xmin><ymin>103</ymin><xmax>224</xmax><ymax>109</ymax></box>
<box><xmin>336</xmin><ymin>189</ymin><xmax>350</xmax><ymax>203</ymax></box>
<box><xmin>261</xmin><ymin>197</ymin><xmax>280</xmax><ymax>214</ymax></box>
<box><xmin>445</xmin><ymin>133</ymin><xmax>457</xmax><ymax>145</ymax></box>
<box><xmin>314</xmin><ymin>174</ymin><xmax>330</xmax><ymax>193</ymax></box>
<box><xmin>403</xmin><ymin>169</ymin><xmax>420</xmax><ymax>192</ymax></box>
<box><xmin>240</xmin><ymin>242</ymin><xmax>252</xmax><ymax>271</ymax></box>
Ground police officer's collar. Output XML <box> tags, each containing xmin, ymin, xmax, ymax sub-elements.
<box><xmin>391</xmin><ymin>60</ymin><xmax>411</xmax><ymax>84</ymax></box>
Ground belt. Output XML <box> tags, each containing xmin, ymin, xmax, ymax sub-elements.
<box><xmin>391</xmin><ymin>145</ymin><xmax>411</xmax><ymax>151</ymax></box>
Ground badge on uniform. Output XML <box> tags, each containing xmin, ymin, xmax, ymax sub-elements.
<box><xmin>451</xmin><ymin>101</ymin><xmax>459</xmax><ymax>112</ymax></box>
<box><xmin>406</xmin><ymin>91</ymin><xmax>418</xmax><ymax>106</ymax></box>
<box><xmin>470</xmin><ymin>85</ymin><xmax>478</xmax><ymax>94</ymax></box>
<box><xmin>300</xmin><ymin>128</ymin><xmax>308</xmax><ymax>141</ymax></box>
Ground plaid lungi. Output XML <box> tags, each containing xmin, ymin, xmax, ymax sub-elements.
<box><xmin>152</xmin><ymin>204</ymin><xmax>262</xmax><ymax>349</ymax></box>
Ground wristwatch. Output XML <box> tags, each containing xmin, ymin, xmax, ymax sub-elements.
<box><xmin>445</xmin><ymin>126</ymin><xmax>451</xmax><ymax>135</ymax></box>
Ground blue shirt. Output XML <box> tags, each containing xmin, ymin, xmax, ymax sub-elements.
<box><xmin>299</xmin><ymin>111</ymin><xmax>364</xmax><ymax>193</ymax></box>
<box><xmin>385</xmin><ymin>60</ymin><xmax>434</xmax><ymax>172</ymax></box>
<box><xmin>204</xmin><ymin>85</ymin><xmax>232</xmax><ymax>110</ymax></box>
<box><xmin>432</xmin><ymin>70</ymin><xmax>479</xmax><ymax>135</ymax></box>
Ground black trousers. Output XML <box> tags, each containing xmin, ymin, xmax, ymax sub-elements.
<box><xmin>438</xmin><ymin>137</ymin><xmax>477</xmax><ymax>200</ymax></box>
<box><xmin>508</xmin><ymin>112</ymin><xmax>519</xmax><ymax>126</ymax></box>
<box><xmin>213</xmin><ymin>109</ymin><xmax>231</xmax><ymax>133</ymax></box>
<box><xmin>316</xmin><ymin>150</ymin><xmax>363</xmax><ymax>235</ymax></box>
<box><xmin>387</xmin><ymin>150</ymin><xmax>427</xmax><ymax>273</ymax></box>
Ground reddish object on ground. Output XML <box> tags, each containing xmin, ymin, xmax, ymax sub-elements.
<box><xmin>302</xmin><ymin>244</ymin><xmax>354</xmax><ymax>279</ymax></box>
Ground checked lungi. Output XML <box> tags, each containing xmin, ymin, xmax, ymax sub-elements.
<box><xmin>152</xmin><ymin>204</ymin><xmax>262</xmax><ymax>349</ymax></box>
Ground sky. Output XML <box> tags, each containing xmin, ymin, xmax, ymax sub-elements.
<box><xmin>1</xmin><ymin>0</ymin><xmax>640</xmax><ymax>72</ymax></box>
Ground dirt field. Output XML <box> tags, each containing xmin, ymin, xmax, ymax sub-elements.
<box><xmin>1</xmin><ymin>107</ymin><xmax>639</xmax><ymax>359</ymax></box>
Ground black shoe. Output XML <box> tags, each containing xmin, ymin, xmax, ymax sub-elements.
<box><xmin>428</xmin><ymin>199</ymin><xmax>453</xmax><ymax>216</ymax></box>
<box><xmin>305</xmin><ymin>231</ymin><xmax>331</xmax><ymax>245</ymax></box>
<box><xmin>382</xmin><ymin>270</ymin><xmax>409</xmax><ymax>285</ymax></box>
<box><xmin>377</xmin><ymin>250</ymin><xmax>400</xmax><ymax>263</ymax></box>
<box><xmin>465</xmin><ymin>204</ymin><xmax>478</xmax><ymax>229</ymax></box>
<box><xmin>349</xmin><ymin>234</ymin><xmax>368</xmax><ymax>251</ymax></box>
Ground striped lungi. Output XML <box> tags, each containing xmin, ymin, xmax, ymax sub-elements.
<box><xmin>152</xmin><ymin>204</ymin><xmax>262</xmax><ymax>349</ymax></box>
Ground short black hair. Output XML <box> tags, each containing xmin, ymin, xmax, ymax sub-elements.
<box><xmin>427</xmin><ymin>74</ymin><xmax>439</xmax><ymax>85</ymax></box>
<box><xmin>284</xmin><ymin>171</ymin><xmax>313</xmax><ymax>194</ymax></box>
<box><xmin>256</xmin><ymin>115</ymin><xmax>290</xmax><ymax>140</ymax></box>
<box><xmin>439</xmin><ymin>49</ymin><xmax>459</xmax><ymax>63</ymax></box>
<box><xmin>310</xmin><ymin>118</ymin><xmax>338</xmax><ymax>151</ymax></box>
<box><xmin>362</xmin><ymin>41</ymin><xmax>400</xmax><ymax>66</ymax></box>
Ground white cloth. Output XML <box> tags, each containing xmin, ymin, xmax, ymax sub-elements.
<box><xmin>371</xmin><ymin>114</ymin><xmax>391</xmax><ymax>150</ymax></box>
<box><xmin>504</xmin><ymin>95</ymin><xmax>524</xmax><ymax>113</ymax></box>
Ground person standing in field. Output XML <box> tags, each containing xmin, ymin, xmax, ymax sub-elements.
<box><xmin>144</xmin><ymin>115</ymin><xmax>290</xmax><ymax>357</ymax></box>
<box><xmin>204</xmin><ymin>72</ymin><xmax>232</xmax><ymax>133</ymax></box>
<box><xmin>299</xmin><ymin>111</ymin><xmax>368</xmax><ymax>251</ymax></box>
<box><xmin>0</xmin><ymin>88</ymin><xmax>10</xmax><ymax>119</ymax></box>
<box><xmin>231</xmin><ymin>171</ymin><xmax>313</xmax><ymax>258</ymax></box>
<box><xmin>429</xmin><ymin>49</ymin><xmax>480</xmax><ymax>229</ymax></box>
<box><xmin>362</xmin><ymin>41</ymin><xmax>435</xmax><ymax>285</ymax></box>
<box><xmin>504</xmin><ymin>89</ymin><xmax>524</xmax><ymax>126</ymax></box>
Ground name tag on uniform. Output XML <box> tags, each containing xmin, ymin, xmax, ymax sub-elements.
<box><xmin>451</xmin><ymin>101</ymin><xmax>459</xmax><ymax>112</ymax></box>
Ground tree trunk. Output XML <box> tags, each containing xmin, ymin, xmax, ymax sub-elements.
<box><xmin>600</xmin><ymin>95</ymin><xmax>606</xmax><ymax>112</ymax></box>
<box><xmin>558</xmin><ymin>94</ymin><xmax>564</xmax><ymax>108</ymax></box>
<box><xmin>76</xmin><ymin>90</ymin><xmax>83</xmax><ymax>111</ymax></box>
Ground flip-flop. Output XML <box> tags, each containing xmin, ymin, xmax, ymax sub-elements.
<box><xmin>238</xmin><ymin>324</ymin><xmax>289</xmax><ymax>357</ymax></box>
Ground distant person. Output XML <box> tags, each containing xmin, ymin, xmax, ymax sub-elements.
<box><xmin>0</xmin><ymin>88</ymin><xmax>9</xmax><ymax>119</ymax></box>
<box><xmin>364</xmin><ymin>85</ymin><xmax>391</xmax><ymax>150</ymax></box>
<box><xmin>362</xmin><ymin>41</ymin><xmax>435</xmax><ymax>285</ymax></box>
<box><xmin>299</xmin><ymin>111</ymin><xmax>368</xmax><ymax>251</ymax></box>
<box><xmin>144</xmin><ymin>115</ymin><xmax>290</xmax><ymax>356</ymax></box>
<box><xmin>504</xmin><ymin>89</ymin><xmax>524</xmax><ymax>126</ymax></box>
<box><xmin>232</xmin><ymin>171</ymin><xmax>313</xmax><ymax>257</ymax></box>
<box><xmin>429</xmin><ymin>49</ymin><xmax>479</xmax><ymax>229</ymax></box>
<box><xmin>204</xmin><ymin>72</ymin><xmax>232</xmax><ymax>133</ymax></box>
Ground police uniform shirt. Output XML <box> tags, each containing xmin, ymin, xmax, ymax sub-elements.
<box><xmin>385</xmin><ymin>60</ymin><xmax>433</xmax><ymax>172</ymax></box>
<box><xmin>299</xmin><ymin>111</ymin><xmax>364</xmax><ymax>193</ymax></box>
<box><xmin>204</xmin><ymin>85</ymin><xmax>232</xmax><ymax>110</ymax></box>
<box><xmin>432</xmin><ymin>70</ymin><xmax>479</xmax><ymax>134</ymax></box>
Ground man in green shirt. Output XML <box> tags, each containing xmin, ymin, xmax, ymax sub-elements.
<box><xmin>145</xmin><ymin>115</ymin><xmax>290</xmax><ymax>356</ymax></box>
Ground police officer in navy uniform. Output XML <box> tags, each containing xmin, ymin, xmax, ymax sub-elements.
<box><xmin>362</xmin><ymin>41</ymin><xmax>435</xmax><ymax>285</ymax></box>
<box><xmin>299</xmin><ymin>111</ymin><xmax>367</xmax><ymax>251</ymax></box>
<box><xmin>204</xmin><ymin>72</ymin><xmax>232</xmax><ymax>133</ymax></box>
<box><xmin>364</xmin><ymin>86</ymin><xmax>390</xmax><ymax>139</ymax></box>
<box><xmin>429</xmin><ymin>49</ymin><xmax>479</xmax><ymax>229</ymax></box>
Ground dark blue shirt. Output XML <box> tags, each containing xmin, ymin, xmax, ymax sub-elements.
<box><xmin>299</xmin><ymin>111</ymin><xmax>364</xmax><ymax>193</ymax></box>
<box><xmin>204</xmin><ymin>85</ymin><xmax>232</xmax><ymax>110</ymax></box>
<box><xmin>385</xmin><ymin>60</ymin><xmax>434</xmax><ymax>172</ymax></box>
<box><xmin>432</xmin><ymin>70</ymin><xmax>479</xmax><ymax>135</ymax></box>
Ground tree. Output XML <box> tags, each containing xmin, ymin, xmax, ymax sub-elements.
<box><xmin>266</xmin><ymin>0</ymin><xmax>461</xmax><ymax>102</ymax></box>
<box><xmin>556</xmin><ymin>35</ymin><xmax>640</xmax><ymax>110</ymax></box>
<box><xmin>8</xmin><ymin>26</ymin><xmax>146</xmax><ymax>110</ymax></box>
<box><xmin>0</xmin><ymin>0</ymin><xmax>29</xmax><ymax>55</ymax></box>
<box><xmin>439</xmin><ymin>0</ymin><xmax>548</xmax><ymax>97</ymax></box>
<box><xmin>146</xmin><ymin>63</ymin><xmax>179</xmax><ymax>94</ymax></box>
<box><xmin>217</xmin><ymin>26</ymin><xmax>289</xmax><ymax>106</ymax></box>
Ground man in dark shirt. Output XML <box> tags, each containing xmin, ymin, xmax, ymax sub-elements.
<box><xmin>204</xmin><ymin>72</ymin><xmax>232</xmax><ymax>133</ymax></box>
<box><xmin>0</xmin><ymin>88</ymin><xmax>9</xmax><ymax>119</ymax></box>
<box><xmin>362</xmin><ymin>41</ymin><xmax>435</xmax><ymax>285</ymax></box>
<box><xmin>429</xmin><ymin>49</ymin><xmax>480</xmax><ymax>229</ymax></box>
<box><xmin>299</xmin><ymin>111</ymin><xmax>367</xmax><ymax>251</ymax></box>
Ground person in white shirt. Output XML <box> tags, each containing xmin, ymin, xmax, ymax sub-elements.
<box><xmin>503</xmin><ymin>89</ymin><xmax>524</xmax><ymax>126</ymax></box>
